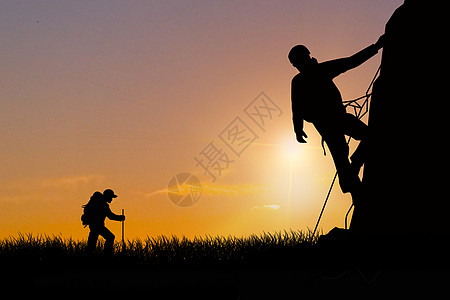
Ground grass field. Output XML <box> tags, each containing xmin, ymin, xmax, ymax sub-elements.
<box><xmin>1</xmin><ymin>230</ymin><xmax>448</xmax><ymax>297</ymax></box>
<box><xmin>0</xmin><ymin>230</ymin><xmax>318</xmax><ymax>269</ymax></box>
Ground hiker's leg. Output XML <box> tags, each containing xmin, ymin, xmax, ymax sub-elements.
<box><xmin>350</xmin><ymin>142</ymin><xmax>366</xmax><ymax>174</ymax></box>
<box><xmin>87</xmin><ymin>228</ymin><xmax>99</xmax><ymax>254</ymax></box>
<box><xmin>343</xmin><ymin>113</ymin><xmax>368</xmax><ymax>171</ymax></box>
<box><xmin>325</xmin><ymin>134</ymin><xmax>359</xmax><ymax>194</ymax></box>
<box><xmin>98</xmin><ymin>226</ymin><xmax>115</xmax><ymax>256</ymax></box>
<box><xmin>343</xmin><ymin>113</ymin><xmax>367</xmax><ymax>141</ymax></box>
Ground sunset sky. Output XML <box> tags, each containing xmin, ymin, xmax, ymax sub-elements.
<box><xmin>0</xmin><ymin>0</ymin><xmax>403</xmax><ymax>240</ymax></box>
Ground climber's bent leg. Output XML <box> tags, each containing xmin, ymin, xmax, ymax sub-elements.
<box><xmin>324</xmin><ymin>134</ymin><xmax>361</xmax><ymax>194</ymax></box>
<box><xmin>343</xmin><ymin>113</ymin><xmax>368</xmax><ymax>175</ymax></box>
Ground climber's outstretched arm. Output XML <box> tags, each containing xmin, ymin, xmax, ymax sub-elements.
<box><xmin>321</xmin><ymin>35</ymin><xmax>384</xmax><ymax>79</ymax></box>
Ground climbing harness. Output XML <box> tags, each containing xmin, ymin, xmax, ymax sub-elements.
<box><xmin>311</xmin><ymin>64</ymin><xmax>381</xmax><ymax>240</ymax></box>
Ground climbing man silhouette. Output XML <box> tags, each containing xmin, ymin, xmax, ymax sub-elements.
<box><xmin>289</xmin><ymin>35</ymin><xmax>384</xmax><ymax>203</ymax></box>
<box><xmin>83</xmin><ymin>189</ymin><xmax>125</xmax><ymax>256</ymax></box>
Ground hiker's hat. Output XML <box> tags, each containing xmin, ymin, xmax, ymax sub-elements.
<box><xmin>103</xmin><ymin>189</ymin><xmax>118</xmax><ymax>198</ymax></box>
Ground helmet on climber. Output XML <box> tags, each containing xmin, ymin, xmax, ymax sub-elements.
<box><xmin>288</xmin><ymin>45</ymin><xmax>317</xmax><ymax>71</ymax></box>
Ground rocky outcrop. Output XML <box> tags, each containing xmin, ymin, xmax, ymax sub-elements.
<box><xmin>351</xmin><ymin>0</ymin><xmax>448</xmax><ymax>238</ymax></box>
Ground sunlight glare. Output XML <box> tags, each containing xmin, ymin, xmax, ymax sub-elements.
<box><xmin>282</xmin><ymin>137</ymin><xmax>302</xmax><ymax>161</ymax></box>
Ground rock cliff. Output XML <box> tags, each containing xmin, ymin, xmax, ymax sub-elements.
<box><xmin>351</xmin><ymin>0</ymin><xmax>448</xmax><ymax>238</ymax></box>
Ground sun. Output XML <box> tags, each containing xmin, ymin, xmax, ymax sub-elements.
<box><xmin>282</xmin><ymin>136</ymin><xmax>302</xmax><ymax>161</ymax></box>
<box><xmin>278</xmin><ymin>135</ymin><xmax>303</xmax><ymax>218</ymax></box>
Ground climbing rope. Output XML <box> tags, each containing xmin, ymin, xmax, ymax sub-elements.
<box><xmin>311</xmin><ymin>64</ymin><xmax>381</xmax><ymax>240</ymax></box>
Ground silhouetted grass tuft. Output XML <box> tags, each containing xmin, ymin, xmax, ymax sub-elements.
<box><xmin>0</xmin><ymin>230</ymin><xmax>317</xmax><ymax>269</ymax></box>
<box><xmin>118</xmin><ymin>229</ymin><xmax>316</xmax><ymax>267</ymax></box>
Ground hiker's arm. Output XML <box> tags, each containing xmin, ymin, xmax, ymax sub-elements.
<box><xmin>294</xmin><ymin>119</ymin><xmax>308</xmax><ymax>143</ymax></box>
<box><xmin>322</xmin><ymin>35</ymin><xmax>384</xmax><ymax>78</ymax></box>
<box><xmin>292</xmin><ymin>110</ymin><xmax>307</xmax><ymax>143</ymax></box>
<box><xmin>291</xmin><ymin>79</ymin><xmax>308</xmax><ymax>143</ymax></box>
<box><xmin>106</xmin><ymin>207</ymin><xmax>125</xmax><ymax>221</ymax></box>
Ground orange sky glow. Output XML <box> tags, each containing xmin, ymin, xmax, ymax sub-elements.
<box><xmin>0</xmin><ymin>1</ymin><xmax>404</xmax><ymax>240</ymax></box>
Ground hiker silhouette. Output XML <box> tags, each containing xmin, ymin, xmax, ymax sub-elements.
<box><xmin>289</xmin><ymin>36</ymin><xmax>384</xmax><ymax>204</ymax></box>
<box><xmin>82</xmin><ymin>189</ymin><xmax>125</xmax><ymax>256</ymax></box>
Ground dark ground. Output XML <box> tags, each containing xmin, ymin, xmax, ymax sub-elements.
<box><xmin>30</xmin><ymin>268</ymin><xmax>448</xmax><ymax>298</ymax></box>
<box><xmin>2</xmin><ymin>234</ymin><xmax>449</xmax><ymax>299</ymax></box>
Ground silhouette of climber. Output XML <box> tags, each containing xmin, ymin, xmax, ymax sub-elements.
<box><xmin>83</xmin><ymin>189</ymin><xmax>125</xmax><ymax>255</ymax></box>
<box><xmin>289</xmin><ymin>36</ymin><xmax>384</xmax><ymax>203</ymax></box>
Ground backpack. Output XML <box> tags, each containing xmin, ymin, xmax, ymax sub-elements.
<box><xmin>81</xmin><ymin>206</ymin><xmax>91</xmax><ymax>227</ymax></box>
<box><xmin>81</xmin><ymin>191</ymin><xmax>104</xmax><ymax>227</ymax></box>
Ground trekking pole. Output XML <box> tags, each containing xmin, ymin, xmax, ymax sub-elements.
<box><xmin>121</xmin><ymin>209</ymin><xmax>125</xmax><ymax>250</ymax></box>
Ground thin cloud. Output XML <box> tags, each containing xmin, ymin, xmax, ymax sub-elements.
<box><xmin>201</xmin><ymin>182</ymin><xmax>267</xmax><ymax>196</ymax></box>
<box><xmin>251</xmin><ymin>204</ymin><xmax>281</xmax><ymax>211</ymax></box>
<box><xmin>40</xmin><ymin>175</ymin><xmax>104</xmax><ymax>188</ymax></box>
<box><xmin>143</xmin><ymin>182</ymin><xmax>267</xmax><ymax>198</ymax></box>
